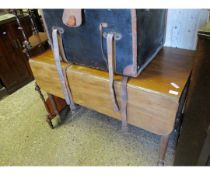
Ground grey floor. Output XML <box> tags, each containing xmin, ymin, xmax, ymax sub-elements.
<box><xmin>0</xmin><ymin>82</ymin><xmax>176</xmax><ymax>166</ymax></box>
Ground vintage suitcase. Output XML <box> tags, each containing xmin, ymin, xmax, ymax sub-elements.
<box><xmin>42</xmin><ymin>9</ymin><xmax>167</xmax><ymax>77</ymax></box>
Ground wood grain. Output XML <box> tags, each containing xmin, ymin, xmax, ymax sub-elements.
<box><xmin>29</xmin><ymin>47</ymin><xmax>194</xmax><ymax>135</ymax></box>
<box><xmin>29</xmin><ymin>50</ymin><xmax>68</xmax><ymax>98</ymax></box>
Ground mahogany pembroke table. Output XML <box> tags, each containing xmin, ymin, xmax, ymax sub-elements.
<box><xmin>29</xmin><ymin>47</ymin><xmax>194</xmax><ymax>165</ymax></box>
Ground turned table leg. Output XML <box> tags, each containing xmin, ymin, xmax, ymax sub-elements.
<box><xmin>35</xmin><ymin>82</ymin><xmax>54</xmax><ymax>129</ymax></box>
<box><xmin>47</xmin><ymin>93</ymin><xmax>62</xmax><ymax>123</ymax></box>
<box><xmin>157</xmin><ymin>134</ymin><xmax>170</xmax><ymax>166</ymax></box>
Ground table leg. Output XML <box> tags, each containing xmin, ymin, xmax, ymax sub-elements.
<box><xmin>157</xmin><ymin>134</ymin><xmax>170</xmax><ymax>166</ymax></box>
<box><xmin>35</xmin><ymin>82</ymin><xmax>54</xmax><ymax>129</ymax></box>
<box><xmin>46</xmin><ymin>115</ymin><xmax>54</xmax><ymax>129</ymax></box>
<box><xmin>47</xmin><ymin>93</ymin><xmax>62</xmax><ymax>124</ymax></box>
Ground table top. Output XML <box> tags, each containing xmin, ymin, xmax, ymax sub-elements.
<box><xmin>31</xmin><ymin>47</ymin><xmax>194</xmax><ymax>101</ymax></box>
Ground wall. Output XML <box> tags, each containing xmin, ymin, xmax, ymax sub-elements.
<box><xmin>165</xmin><ymin>9</ymin><xmax>209</xmax><ymax>50</ymax></box>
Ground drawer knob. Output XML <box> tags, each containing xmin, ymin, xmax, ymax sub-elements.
<box><xmin>2</xmin><ymin>31</ymin><xmax>7</xmax><ymax>35</ymax></box>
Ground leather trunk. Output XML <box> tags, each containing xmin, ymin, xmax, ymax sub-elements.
<box><xmin>42</xmin><ymin>9</ymin><xmax>167</xmax><ymax>77</ymax></box>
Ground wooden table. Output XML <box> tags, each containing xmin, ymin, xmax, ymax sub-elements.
<box><xmin>29</xmin><ymin>47</ymin><xmax>194</xmax><ymax>165</ymax></box>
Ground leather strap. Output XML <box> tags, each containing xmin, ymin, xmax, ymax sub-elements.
<box><xmin>63</xmin><ymin>65</ymin><xmax>76</xmax><ymax>110</ymax></box>
<box><xmin>121</xmin><ymin>76</ymin><xmax>129</xmax><ymax>131</ymax></box>
<box><xmin>57</xmin><ymin>32</ymin><xmax>69</xmax><ymax>63</ymax></box>
<box><xmin>106</xmin><ymin>32</ymin><xmax>129</xmax><ymax>130</ymax></box>
<box><xmin>99</xmin><ymin>23</ymin><xmax>108</xmax><ymax>67</ymax></box>
<box><xmin>107</xmin><ymin>33</ymin><xmax>120</xmax><ymax>112</ymax></box>
<box><xmin>52</xmin><ymin>28</ymin><xmax>75</xmax><ymax>110</ymax></box>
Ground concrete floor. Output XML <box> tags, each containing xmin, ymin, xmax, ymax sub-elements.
<box><xmin>0</xmin><ymin>81</ymin><xmax>176</xmax><ymax>166</ymax></box>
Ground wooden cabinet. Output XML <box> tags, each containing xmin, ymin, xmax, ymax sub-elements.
<box><xmin>0</xmin><ymin>16</ymin><xmax>33</xmax><ymax>94</ymax></box>
<box><xmin>174</xmin><ymin>21</ymin><xmax>210</xmax><ymax>165</ymax></box>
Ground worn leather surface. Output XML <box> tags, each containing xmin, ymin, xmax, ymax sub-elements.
<box><xmin>42</xmin><ymin>9</ymin><xmax>166</xmax><ymax>76</ymax></box>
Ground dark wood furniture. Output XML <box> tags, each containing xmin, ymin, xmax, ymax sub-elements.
<box><xmin>29</xmin><ymin>47</ymin><xmax>194</xmax><ymax>165</ymax></box>
<box><xmin>0</xmin><ymin>15</ymin><xmax>33</xmax><ymax>94</ymax></box>
<box><xmin>197</xmin><ymin>126</ymin><xmax>210</xmax><ymax>165</ymax></box>
<box><xmin>174</xmin><ymin>22</ymin><xmax>210</xmax><ymax>166</ymax></box>
<box><xmin>35</xmin><ymin>82</ymin><xmax>67</xmax><ymax>129</ymax></box>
